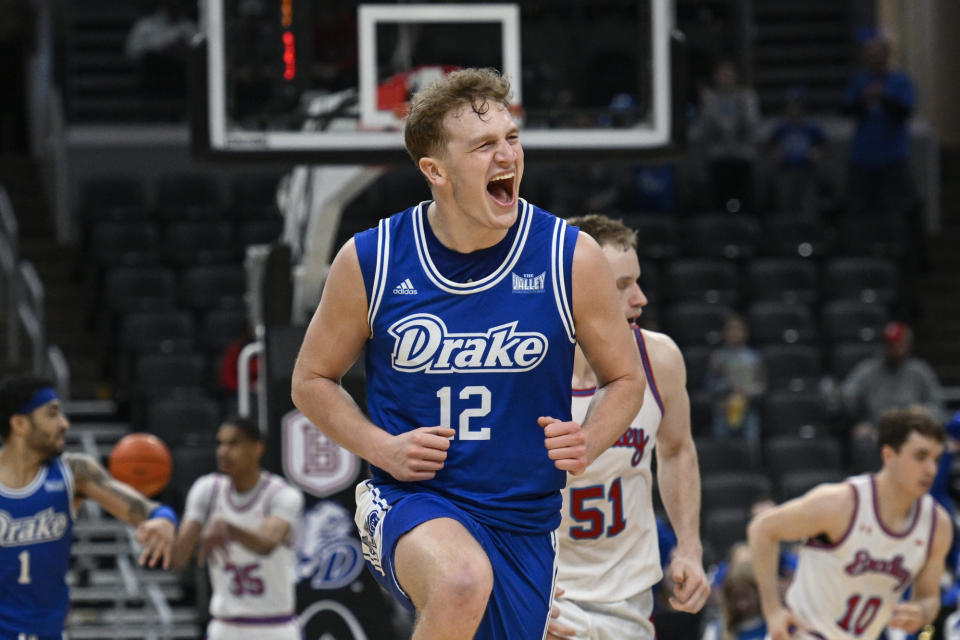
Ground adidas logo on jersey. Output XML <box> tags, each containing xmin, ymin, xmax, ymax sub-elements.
<box><xmin>393</xmin><ymin>279</ymin><xmax>418</xmax><ymax>295</ymax></box>
<box><xmin>388</xmin><ymin>313</ymin><xmax>548</xmax><ymax>373</ymax></box>
<box><xmin>512</xmin><ymin>271</ymin><xmax>546</xmax><ymax>293</ymax></box>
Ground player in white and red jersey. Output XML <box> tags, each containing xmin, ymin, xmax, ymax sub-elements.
<box><xmin>172</xmin><ymin>416</ymin><xmax>304</xmax><ymax>640</ymax></box>
<box><xmin>549</xmin><ymin>214</ymin><xmax>710</xmax><ymax>639</ymax></box>
<box><xmin>748</xmin><ymin>406</ymin><xmax>952</xmax><ymax>640</ymax></box>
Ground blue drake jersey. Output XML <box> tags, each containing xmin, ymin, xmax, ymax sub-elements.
<box><xmin>0</xmin><ymin>456</ymin><xmax>75</xmax><ymax>635</ymax></box>
<box><xmin>355</xmin><ymin>200</ymin><xmax>578</xmax><ymax>533</ymax></box>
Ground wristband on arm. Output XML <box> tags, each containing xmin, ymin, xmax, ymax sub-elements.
<box><xmin>148</xmin><ymin>504</ymin><xmax>179</xmax><ymax>527</ymax></box>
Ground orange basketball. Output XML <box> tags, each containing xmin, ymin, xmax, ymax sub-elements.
<box><xmin>108</xmin><ymin>433</ymin><xmax>172</xmax><ymax>497</ymax></box>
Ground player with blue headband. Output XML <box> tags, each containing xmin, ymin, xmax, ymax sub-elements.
<box><xmin>0</xmin><ymin>373</ymin><xmax>179</xmax><ymax>639</ymax></box>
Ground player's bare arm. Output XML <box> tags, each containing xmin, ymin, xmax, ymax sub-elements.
<box><xmin>65</xmin><ymin>451</ymin><xmax>175</xmax><ymax>568</ymax></box>
<box><xmin>291</xmin><ymin>239</ymin><xmax>454</xmax><ymax>481</ymax></box>
<box><xmin>649</xmin><ymin>331</ymin><xmax>710</xmax><ymax>613</ymax></box>
<box><xmin>889</xmin><ymin>504</ymin><xmax>952</xmax><ymax>632</ymax></box>
<box><xmin>217</xmin><ymin>515</ymin><xmax>291</xmax><ymax>556</ymax></box>
<box><xmin>66</xmin><ymin>451</ymin><xmax>157</xmax><ymax>522</ymax></box>
<box><xmin>553</xmin><ymin>232</ymin><xmax>644</xmax><ymax>471</ymax></box>
<box><xmin>171</xmin><ymin>519</ymin><xmax>203</xmax><ymax>569</ymax></box>
<box><xmin>748</xmin><ymin>483</ymin><xmax>855</xmax><ymax>639</ymax></box>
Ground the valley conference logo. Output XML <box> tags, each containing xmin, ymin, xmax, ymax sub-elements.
<box><xmin>282</xmin><ymin>409</ymin><xmax>361</xmax><ymax>499</ymax></box>
<box><xmin>512</xmin><ymin>271</ymin><xmax>545</xmax><ymax>293</ymax></box>
<box><xmin>388</xmin><ymin>313</ymin><xmax>548</xmax><ymax>373</ymax></box>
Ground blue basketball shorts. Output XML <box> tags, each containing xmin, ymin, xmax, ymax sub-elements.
<box><xmin>355</xmin><ymin>480</ymin><xmax>558</xmax><ymax>640</ymax></box>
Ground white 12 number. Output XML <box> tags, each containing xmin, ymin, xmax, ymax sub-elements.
<box><xmin>437</xmin><ymin>386</ymin><xmax>491</xmax><ymax>440</ymax></box>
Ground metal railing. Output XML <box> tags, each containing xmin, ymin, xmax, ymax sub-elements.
<box><xmin>16</xmin><ymin>260</ymin><xmax>45</xmax><ymax>373</ymax></box>
<box><xmin>0</xmin><ymin>184</ymin><xmax>70</xmax><ymax>394</ymax></box>
<box><xmin>0</xmin><ymin>186</ymin><xmax>18</xmax><ymax>364</ymax></box>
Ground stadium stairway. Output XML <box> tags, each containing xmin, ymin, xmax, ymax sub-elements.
<box><xmin>915</xmin><ymin>145</ymin><xmax>960</xmax><ymax>388</ymax></box>
<box><xmin>0</xmin><ymin>155</ymin><xmax>108</xmax><ymax>399</ymax></box>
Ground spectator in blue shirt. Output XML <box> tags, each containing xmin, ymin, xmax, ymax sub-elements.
<box><xmin>768</xmin><ymin>87</ymin><xmax>827</xmax><ymax>215</ymax></box>
<box><xmin>842</xmin><ymin>31</ymin><xmax>917</xmax><ymax>216</ymax></box>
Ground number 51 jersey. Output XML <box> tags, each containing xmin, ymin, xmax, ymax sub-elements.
<box><xmin>354</xmin><ymin>201</ymin><xmax>579</xmax><ymax>534</ymax></box>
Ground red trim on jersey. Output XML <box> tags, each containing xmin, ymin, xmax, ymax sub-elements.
<box><xmin>634</xmin><ymin>327</ymin><xmax>664</xmax><ymax>415</ymax></box>
<box><xmin>204</xmin><ymin>475</ymin><xmax>222</xmax><ymax>522</ymax></box>
<box><xmin>871</xmin><ymin>474</ymin><xmax>921</xmax><ymax>538</ymax></box>
<box><xmin>924</xmin><ymin>495</ymin><xmax>937</xmax><ymax>563</ymax></box>
<box><xmin>227</xmin><ymin>472</ymin><xmax>271</xmax><ymax>513</ymax></box>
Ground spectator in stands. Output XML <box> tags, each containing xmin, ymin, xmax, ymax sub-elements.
<box><xmin>700</xmin><ymin>544</ymin><xmax>768</xmax><ymax>640</ymax></box>
<box><xmin>692</xmin><ymin>59</ymin><xmax>761</xmax><ymax>213</ymax></box>
<box><xmin>766</xmin><ymin>87</ymin><xmax>827</xmax><ymax>215</ymax></box>
<box><xmin>841</xmin><ymin>321</ymin><xmax>946</xmax><ymax>444</ymax></box>
<box><xmin>124</xmin><ymin>0</ymin><xmax>197</xmax><ymax>111</ymax></box>
<box><xmin>842</xmin><ymin>30</ymin><xmax>917</xmax><ymax>216</ymax></box>
<box><xmin>706</xmin><ymin>314</ymin><xmax>766</xmax><ymax>465</ymax></box>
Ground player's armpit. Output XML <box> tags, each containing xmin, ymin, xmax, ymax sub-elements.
<box><xmin>749</xmin><ymin>482</ymin><xmax>854</xmax><ymax>545</ymax></box>
<box><xmin>65</xmin><ymin>452</ymin><xmax>156</xmax><ymax>524</ymax></box>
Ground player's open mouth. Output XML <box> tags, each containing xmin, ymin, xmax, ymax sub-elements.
<box><xmin>487</xmin><ymin>171</ymin><xmax>515</xmax><ymax>206</ymax></box>
<box><xmin>627</xmin><ymin>315</ymin><xmax>640</xmax><ymax>328</ymax></box>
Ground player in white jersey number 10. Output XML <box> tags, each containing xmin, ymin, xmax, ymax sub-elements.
<box><xmin>748</xmin><ymin>406</ymin><xmax>952</xmax><ymax>640</ymax></box>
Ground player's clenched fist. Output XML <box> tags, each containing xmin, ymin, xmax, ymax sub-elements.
<box><xmin>380</xmin><ymin>426</ymin><xmax>456</xmax><ymax>482</ymax></box>
<box><xmin>538</xmin><ymin>416</ymin><xmax>587</xmax><ymax>475</ymax></box>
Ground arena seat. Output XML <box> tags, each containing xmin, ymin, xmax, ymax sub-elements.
<box><xmin>78</xmin><ymin>174</ymin><xmax>148</xmax><ymax>225</ymax></box>
<box><xmin>683</xmin><ymin>212</ymin><xmax>761</xmax><ymax>260</ymax></box>
<box><xmin>695</xmin><ymin>437</ymin><xmax>756</xmax><ymax>475</ymax></box>
<box><xmin>145</xmin><ymin>391</ymin><xmax>222</xmax><ymax>446</ymax></box>
<box><xmin>822</xmin><ymin>256</ymin><xmax>899</xmax><ymax>305</ymax></box>
<box><xmin>180</xmin><ymin>264</ymin><xmax>247</xmax><ymax>311</ymax></box>
<box><xmin>156</xmin><ymin>172</ymin><xmax>223</xmax><ymax>222</ymax></box>
<box><xmin>663</xmin><ymin>302</ymin><xmax>733</xmax><ymax>348</ymax></box>
<box><xmin>701</xmin><ymin>472</ymin><xmax>773</xmax><ymax>512</ymax></box>
<box><xmin>228</xmin><ymin>171</ymin><xmax>286</xmax><ymax>219</ymax></box>
<box><xmin>764</xmin><ymin>435</ymin><xmax>843</xmax><ymax>476</ymax></box>
<box><xmin>703</xmin><ymin>507</ymin><xmax>751</xmax><ymax>560</ymax></box>
<box><xmin>89</xmin><ymin>220</ymin><xmax>159</xmax><ymax>268</ymax></box>
<box><xmin>760</xmin><ymin>390</ymin><xmax>829</xmax><ymax>439</ymax></box>
<box><xmin>161</xmin><ymin>220</ymin><xmax>237</xmax><ymax>267</ymax></box>
<box><xmin>760</xmin><ymin>344</ymin><xmax>822</xmax><ymax>392</ymax></box>
<box><xmin>776</xmin><ymin>469</ymin><xmax>845</xmax><ymax>502</ymax></box>
<box><xmin>820</xmin><ymin>300</ymin><xmax>888</xmax><ymax>344</ymax></box>
<box><xmin>746</xmin><ymin>301</ymin><xmax>816</xmax><ymax>345</ymax></box>
<box><xmin>829</xmin><ymin>341</ymin><xmax>879</xmax><ymax>379</ymax></box>
<box><xmin>620</xmin><ymin>213</ymin><xmax>679</xmax><ymax>261</ymax></box>
<box><xmin>665</xmin><ymin>259</ymin><xmax>740</xmax><ymax>306</ymax></box>
<box><xmin>762</xmin><ymin>214</ymin><xmax>833</xmax><ymax>259</ymax></box>
<box><xmin>746</xmin><ymin>257</ymin><xmax>819</xmax><ymax>305</ymax></box>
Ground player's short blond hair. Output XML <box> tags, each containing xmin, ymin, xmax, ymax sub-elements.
<box><xmin>403</xmin><ymin>67</ymin><xmax>513</xmax><ymax>164</ymax></box>
<box><xmin>566</xmin><ymin>214</ymin><xmax>637</xmax><ymax>252</ymax></box>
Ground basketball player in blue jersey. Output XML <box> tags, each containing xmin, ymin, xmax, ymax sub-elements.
<box><xmin>549</xmin><ymin>215</ymin><xmax>710</xmax><ymax>639</ymax></box>
<box><xmin>0</xmin><ymin>374</ymin><xmax>178</xmax><ymax>640</ymax></box>
<box><xmin>291</xmin><ymin>68</ymin><xmax>646</xmax><ymax>639</ymax></box>
<box><xmin>749</xmin><ymin>406</ymin><xmax>952</xmax><ymax>640</ymax></box>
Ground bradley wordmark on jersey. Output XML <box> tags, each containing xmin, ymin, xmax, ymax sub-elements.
<box><xmin>388</xmin><ymin>314</ymin><xmax>549</xmax><ymax>374</ymax></box>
